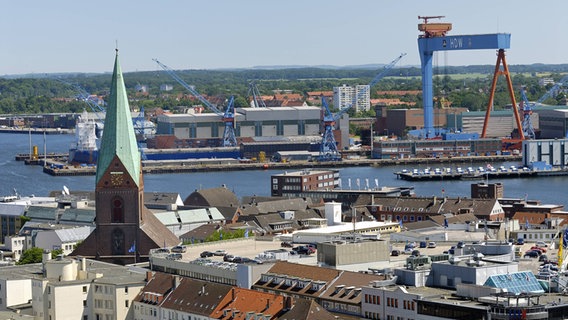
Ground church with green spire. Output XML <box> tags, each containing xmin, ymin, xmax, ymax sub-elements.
<box><xmin>72</xmin><ymin>50</ymin><xmax>179</xmax><ymax>265</ymax></box>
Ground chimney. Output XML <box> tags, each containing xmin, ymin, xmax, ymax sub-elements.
<box><xmin>81</xmin><ymin>257</ymin><xmax>86</xmax><ymax>271</ymax></box>
<box><xmin>284</xmin><ymin>296</ymin><xmax>293</xmax><ymax>310</ymax></box>
<box><xmin>42</xmin><ymin>249</ymin><xmax>51</xmax><ymax>276</ymax></box>
<box><xmin>172</xmin><ymin>275</ymin><xmax>181</xmax><ymax>289</ymax></box>
<box><xmin>146</xmin><ymin>271</ymin><xmax>153</xmax><ymax>282</ymax></box>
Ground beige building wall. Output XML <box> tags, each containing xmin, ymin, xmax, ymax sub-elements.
<box><xmin>318</xmin><ymin>240</ymin><xmax>390</xmax><ymax>266</ymax></box>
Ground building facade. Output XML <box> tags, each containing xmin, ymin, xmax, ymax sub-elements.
<box><xmin>271</xmin><ymin>169</ymin><xmax>339</xmax><ymax>196</ymax></box>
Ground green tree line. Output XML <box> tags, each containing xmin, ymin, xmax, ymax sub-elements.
<box><xmin>0</xmin><ymin>64</ymin><xmax>567</xmax><ymax>116</ymax></box>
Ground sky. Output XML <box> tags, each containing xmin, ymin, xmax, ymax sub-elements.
<box><xmin>1</xmin><ymin>0</ymin><xmax>566</xmax><ymax>75</ymax></box>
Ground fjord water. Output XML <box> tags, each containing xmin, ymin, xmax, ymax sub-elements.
<box><xmin>0</xmin><ymin>132</ymin><xmax>566</xmax><ymax>207</ymax></box>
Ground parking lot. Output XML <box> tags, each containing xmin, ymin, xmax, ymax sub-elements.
<box><xmin>160</xmin><ymin>237</ymin><xmax>557</xmax><ymax>274</ymax></box>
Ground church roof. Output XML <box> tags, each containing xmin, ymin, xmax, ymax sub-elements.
<box><xmin>96</xmin><ymin>50</ymin><xmax>141</xmax><ymax>186</ymax></box>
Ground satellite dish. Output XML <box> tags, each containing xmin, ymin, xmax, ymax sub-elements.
<box><xmin>63</xmin><ymin>186</ymin><xmax>70</xmax><ymax>196</ymax></box>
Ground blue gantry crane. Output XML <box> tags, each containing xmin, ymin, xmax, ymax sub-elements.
<box><xmin>318</xmin><ymin>53</ymin><xmax>406</xmax><ymax>161</ymax></box>
<box><xmin>519</xmin><ymin>87</ymin><xmax>535</xmax><ymax>139</ymax></box>
<box><xmin>417</xmin><ymin>16</ymin><xmax>523</xmax><ymax>140</ymax></box>
<box><xmin>153</xmin><ymin>59</ymin><xmax>238</xmax><ymax>147</ymax></box>
<box><xmin>536</xmin><ymin>74</ymin><xmax>568</xmax><ymax>106</ymax></box>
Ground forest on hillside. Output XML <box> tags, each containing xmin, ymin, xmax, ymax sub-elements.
<box><xmin>1</xmin><ymin>63</ymin><xmax>567</xmax><ymax>116</ymax></box>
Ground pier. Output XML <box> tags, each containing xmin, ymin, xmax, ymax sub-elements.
<box><xmin>36</xmin><ymin>155</ymin><xmax>522</xmax><ymax>176</ymax></box>
<box><xmin>394</xmin><ymin>167</ymin><xmax>568</xmax><ymax>181</ymax></box>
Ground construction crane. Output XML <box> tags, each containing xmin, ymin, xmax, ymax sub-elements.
<box><xmin>55</xmin><ymin>78</ymin><xmax>106</xmax><ymax>137</ymax></box>
<box><xmin>153</xmin><ymin>59</ymin><xmax>238</xmax><ymax>147</ymax></box>
<box><xmin>318</xmin><ymin>53</ymin><xmax>406</xmax><ymax>161</ymax></box>
<box><xmin>519</xmin><ymin>87</ymin><xmax>536</xmax><ymax>139</ymax></box>
<box><xmin>368</xmin><ymin>53</ymin><xmax>407</xmax><ymax>88</ymax></box>
<box><xmin>319</xmin><ymin>96</ymin><xmax>341</xmax><ymax>161</ymax></box>
<box><xmin>247</xmin><ymin>80</ymin><xmax>267</xmax><ymax>108</ymax></box>
<box><xmin>536</xmin><ymin>74</ymin><xmax>568</xmax><ymax>106</ymax></box>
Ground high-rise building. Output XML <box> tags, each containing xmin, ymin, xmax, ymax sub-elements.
<box><xmin>333</xmin><ymin>84</ymin><xmax>370</xmax><ymax>113</ymax></box>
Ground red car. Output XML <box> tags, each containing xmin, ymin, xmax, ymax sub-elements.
<box><xmin>530</xmin><ymin>246</ymin><xmax>547</xmax><ymax>253</ymax></box>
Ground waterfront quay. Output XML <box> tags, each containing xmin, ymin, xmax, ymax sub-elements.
<box><xmin>0</xmin><ymin>127</ymin><xmax>72</xmax><ymax>135</ymax></box>
<box><xmin>394</xmin><ymin>167</ymin><xmax>568</xmax><ymax>181</ymax></box>
<box><xmin>37</xmin><ymin>154</ymin><xmax>521</xmax><ymax>176</ymax></box>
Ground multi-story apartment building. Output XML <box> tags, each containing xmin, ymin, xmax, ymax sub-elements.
<box><xmin>270</xmin><ymin>169</ymin><xmax>339</xmax><ymax>196</ymax></box>
<box><xmin>333</xmin><ymin>84</ymin><xmax>370</xmax><ymax>113</ymax></box>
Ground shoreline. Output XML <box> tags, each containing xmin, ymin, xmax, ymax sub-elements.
<box><xmin>40</xmin><ymin>155</ymin><xmax>522</xmax><ymax>176</ymax></box>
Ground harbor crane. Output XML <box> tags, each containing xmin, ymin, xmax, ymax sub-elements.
<box><xmin>518</xmin><ymin>75</ymin><xmax>568</xmax><ymax>140</ymax></box>
<box><xmin>318</xmin><ymin>53</ymin><xmax>406</xmax><ymax>161</ymax></box>
<box><xmin>519</xmin><ymin>87</ymin><xmax>536</xmax><ymax>139</ymax></box>
<box><xmin>153</xmin><ymin>59</ymin><xmax>238</xmax><ymax>147</ymax></box>
<box><xmin>536</xmin><ymin>74</ymin><xmax>568</xmax><ymax>106</ymax></box>
<box><xmin>247</xmin><ymin>80</ymin><xmax>267</xmax><ymax>108</ymax></box>
<box><xmin>55</xmin><ymin>78</ymin><xmax>106</xmax><ymax>137</ymax></box>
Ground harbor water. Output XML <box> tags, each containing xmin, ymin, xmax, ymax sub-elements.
<box><xmin>1</xmin><ymin>132</ymin><xmax>567</xmax><ymax>207</ymax></box>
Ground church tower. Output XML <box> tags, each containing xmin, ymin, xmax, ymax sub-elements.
<box><xmin>72</xmin><ymin>50</ymin><xmax>179</xmax><ymax>265</ymax></box>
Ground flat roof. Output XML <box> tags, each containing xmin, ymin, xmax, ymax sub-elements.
<box><xmin>293</xmin><ymin>221</ymin><xmax>398</xmax><ymax>235</ymax></box>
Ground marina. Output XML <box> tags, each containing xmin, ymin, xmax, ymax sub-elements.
<box><xmin>394</xmin><ymin>165</ymin><xmax>568</xmax><ymax>181</ymax></box>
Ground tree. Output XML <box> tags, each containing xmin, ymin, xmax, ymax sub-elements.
<box><xmin>17</xmin><ymin>247</ymin><xmax>64</xmax><ymax>265</ymax></box>
<box><xmin>17</xmin><ymin>247</ymin><xmax>44</xmax><ymax>265</ymax></box>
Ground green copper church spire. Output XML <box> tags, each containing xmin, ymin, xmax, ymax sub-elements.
<box><xmin>96</xmin><ymin>50</ymin><xmax>141</xmax><ymax>185</ymax></box>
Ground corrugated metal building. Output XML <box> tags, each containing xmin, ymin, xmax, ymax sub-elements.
<box><xmin>156</xmin><ymin>106</ymin><xmax>322</xmax><ymax>140</ymax></box>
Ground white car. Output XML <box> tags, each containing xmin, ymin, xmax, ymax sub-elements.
<box><xmin>535</xmin><ymin>241</ymin><xmax>548</xmax><ymax>248</ymax></box>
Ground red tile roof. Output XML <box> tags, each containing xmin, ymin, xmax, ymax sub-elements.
<box><xmin>211</xmin><ymin>287</ymin><xmax>285</xmax><ymax>319</ymax></box>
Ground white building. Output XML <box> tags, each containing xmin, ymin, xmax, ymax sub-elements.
<box><xmin>333</xmin><ymin>84</ymin><xmax>371</xmax><ymax>113</ymax></box>
<box><xmin>334</xmin><ymin>84</ymin><xmax>355</xmax><ymax>110</ymax></box>
<box><xmin>31</xmin><ymin>253</ymin><xmax>146</xmax><ymax>320</ymax></box>
<box><xmin>0</xmin><ymin>264</ymin><xmax>40</xmax><ymax>312</ymax></box>
<box><xmin>152</xmin><ymin>207</ymin><xmax>225</xmax><ymax>237</ymax></box>
<box><xmin>33</xmin><ymin>226</ymin><xmax>94</xmax><ymax>255</ymax></box>
<box><xmin>2</xmin><ymin>235</ymin><xmax>26</xmax><ymax>261</ymax></box>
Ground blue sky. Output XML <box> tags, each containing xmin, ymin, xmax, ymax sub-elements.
<box><xmin>1</xmin><ymin>0</ymin><xmax>566</xmax><ymax>75</ymax></box>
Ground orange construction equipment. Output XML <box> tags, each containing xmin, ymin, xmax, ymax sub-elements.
<box><xmin>418</xmin><ymin>16</ymin><xmax>452</xmax><ymax>38</ymax></box>
<box><xmin>481</xmin><ymin>49</ymin><xmax>524</xmax><ymax>149</ymax></box>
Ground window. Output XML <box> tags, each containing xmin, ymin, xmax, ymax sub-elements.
<box><xmin>111</xmin><ymin>197</ymin><xmax>124</xmax><ymax>223</ymax></box>
<box><xmin>83</xmin><ymin>286</ymin><xmax>87</xmax><ymax>293</ymax></box>
<box><xmin>125</xmin><ymin>300</ymin><xmax>129</xmax><ymax>308</ymax></box>
<box><xmin>125</xmin><ymin>286</ymin><xmax>129</xmax><ymax>294</ymax></box>
<box><xmin>83</xmin><ymin>300</ymin><xmax>87</xmax><ymax>307</ymax></box>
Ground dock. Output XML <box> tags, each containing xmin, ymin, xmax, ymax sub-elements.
<box><xmin>36</xmin><ymin>155</ymin><xmax>522</xmax><ymax>176</ymax></box>
<box><xmin>394</xmin><ymin>167</ymin><xmax>568</xmax><ymax>181</ymax></box>
<box><xmin>0</xmin><ymin>128</ymin><xmax>72</xmax><ymax>135</ymax></box>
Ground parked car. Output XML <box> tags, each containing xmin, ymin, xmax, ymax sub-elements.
<box><xmin>293</xmin><ymin>246</ymin><xmax>315</xmax><ymax>255</ymax></box>
<box><xmin>281</xmin><ymin>241</ymin><xmax>293</xmax><ymax>248</ymax></box>
<box><xmin>530</xmin><ymin>246</ymin><xmax>547</xmax><ymax>253</ymax></box>
<box><xmin>223</xmin><ymin>254</ymin><xmax>235</xmax><ymax>262</ymax></box>
<box><xmin>457</xmin><ymin>241</ymin><xmax>465</xmax><ymax>249</ymax></box>
<box><xmin>516</xmin><ymin>238</ymin><xmax>525</xmax><ymax>245</ymax></box>
<box><xmin>213</xmin><ymin>249</ymin><xmax>227</xmax><ymax>256</ymax></box>
<box><xmin>171</xmin><ymin>245</ymin><xmax>187</xmax><ymax>253</ymax></box>
<box><xmin>535</xmin><ymin>241</ymin><xmax>548</xmax><ymax>248</ymax></box>
<box><xmin>539</xmin><ymin>254</ymin><xmax>549</xmax><ymax>262</ymax></box>
<box><xmin>411</xmin><ymin>249</ymin><xmax>421</xmax><ymax>257</ymax></box>
<box><xmin>166</xmin><ymin>253</ymin><xmax>182</xmax><ymax>260</ymax></box>
<box><xmin>524</xmin><ymin>250</ymin><xmax>540</xmax><ymax>258</ymax></box>
<box><xmin>391</xmin><ymin>249</ymin><xmax>401</xmax><ymax>256</ymax></box>
<box><xmin>419</xmin><ymin>241</ymin><xmax>427</xmax><ymax>248</ymax></box>
<box><xmin>200</xmin><ymin>251</ymin><xmax>214</xmax><ymax>258</ymax></box>
<box><xmin>427</xmin><ymin>241</ymin><xmax>437</xmax><ymax>248</ymax></box>
<box><xmin>154</xmin><ymin>248</ymin><xmax>170</xmax><ymax>254</ymax></box>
